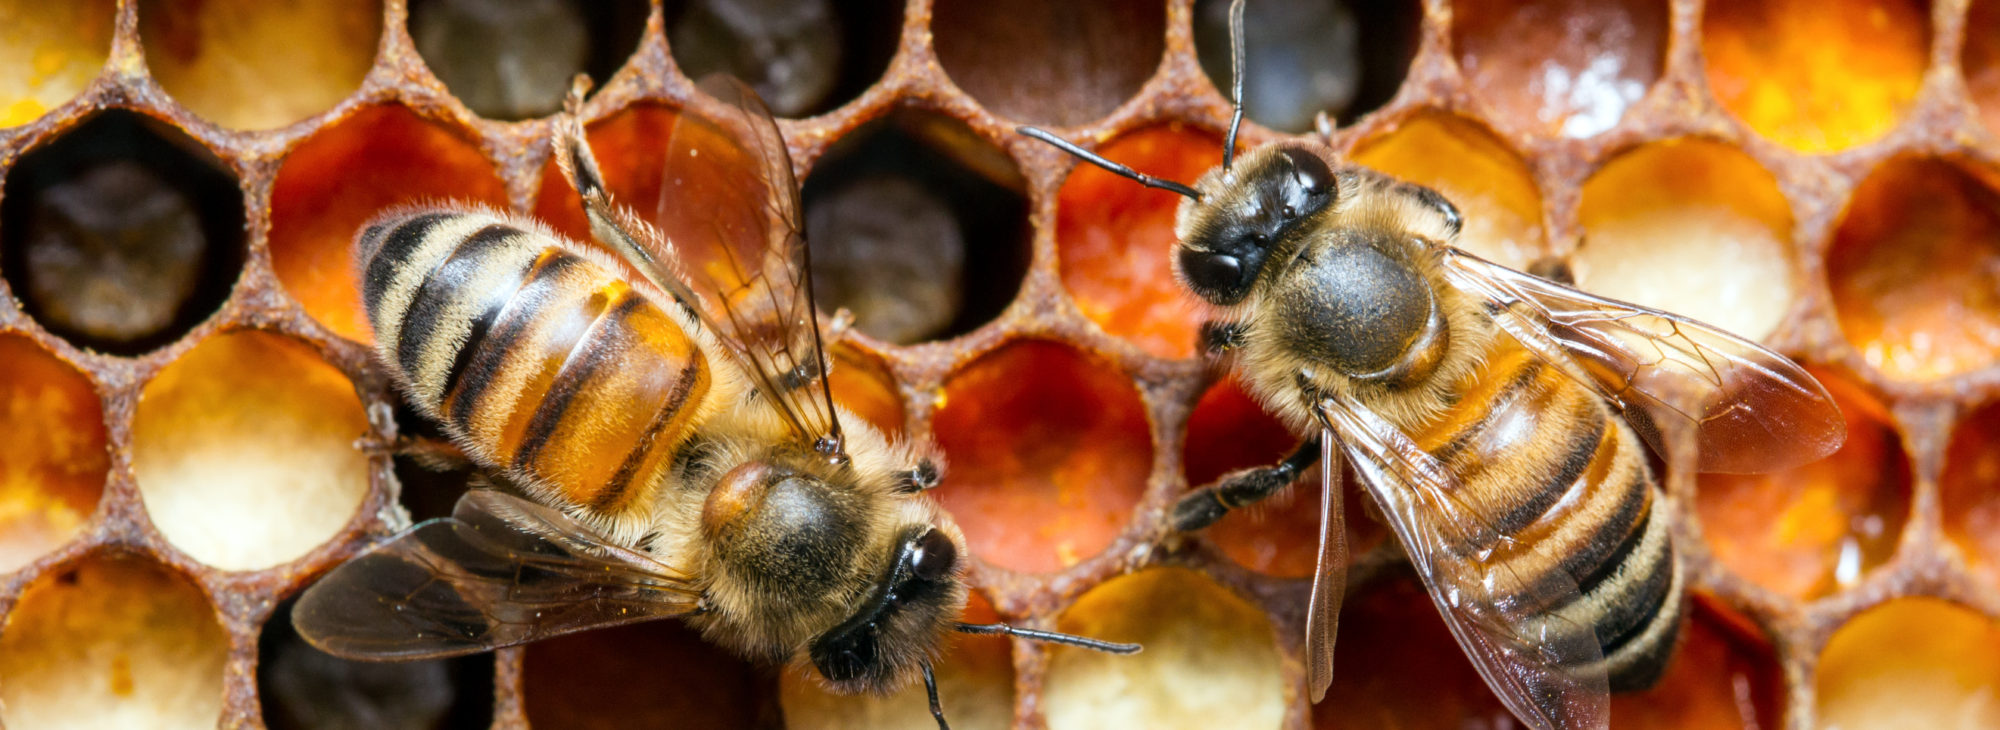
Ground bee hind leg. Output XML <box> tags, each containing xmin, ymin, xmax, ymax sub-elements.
<box><xmin>1171</xmin><ymin>436</ymin><xmax>1320</xmax><ymax>532</ymax></box>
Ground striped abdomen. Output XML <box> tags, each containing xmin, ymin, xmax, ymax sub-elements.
<box><xmin>1411</xmin><ymin>340</ymin><xmax>1681</xmax><ymax>692</ymax></box>
<box><xmin>357</xmin><ymin>211</ymin><xmax>711</xmax><ymax>514</ymax></box>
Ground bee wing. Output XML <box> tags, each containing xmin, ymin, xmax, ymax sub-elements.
<box><xmin>1313</xmin><ymin>395</ymin><xmax>1610</xmax><ymax>730</ymax></box>
<box><xmin>1438</xmin><ymin>248</ymin><xmax>1844</xmax><ymax>474</ymax></box>
<box><xmin>294</xmin><ymin>490</ymin><xmax>701</xmax><ymax>660</ymax></box>
<box><xmin>1305</xmin><ymin>430</ymin><xmax>1346</xmax><ymax>703</ymax></box>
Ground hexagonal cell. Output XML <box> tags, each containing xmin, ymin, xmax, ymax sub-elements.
<box><xmin>1696</xmin><ymin>370</ymin><xmax>1909</xmax><ymax>600</ymax></box>
<box><xmin>0</xmin><ymin>335</ymin><xmax>106</xmax><ymax>573</ymax></box>
<box><xmin>0</xmin><ymin>0</ymin><xmax>114</xmax><ymax>127</ymax></box>
<box><xmin>1453</xmin><ymin>0</ymin><xmax>1665</xmax><ymax>138</ymax></box>
<box><xmin>532</xmin><ymin>102</ymin><xmax>677</xmax><ymax>242</ymax></box>
<box><xmin>1314</xmin><ymin>575</ymin><xmax>1514</xmax><ymax>728</ymax></box>
<box><xmin>1575</xmin><ymin>138</ymin><xmax>1795</xmax><ymax>342</ymax></box>
<box><xmin>1815</xmin><ymin>598</ymin><xmax>2000</xmax><ymax>728</ymax></box>
<box><xmin>409</xmin><ymin>0</ymin><xmax>647</xmax><ymax>120</ymax></box>
<box><xmin>1966</xmin><ymin>1</ymin><xmax>2000</xmax><ymax>139</ymax></box>
<box><xmin>132</xmin><ymin>330</ymin><xmax>371</xmax><ymax>571</ymax></box>
<box><xmin>1044</xmin><ymin>567</ymin><xmax>1283</xmax><ymax>729</ymax></box>
<box><xmin>1351</xmin><ymin>113</ymin><xmax>1545</xmax><ymax>268</ymax></box>
<box><xmin>259</xmin><ymin>598</ymin><xmax>493</xmax><ymax>729</ymax></box>
<box><xmin>0</xmin><ymin>555</ymin><xmax>228</xmax><ymax>729</ymax></box>
<box><xmin>1830</xmin><ymin>156</ymin><xmax>2000</xmax><ymax>381</ymax></box>
<box><xmin>269</xmin><ymin>104</ymin><xmax>509</xmax><ymax>343</ymax></box>
<box><xmin>1609</xmin><ymin>598</ymin><xmax>1783</xmax><ymax>729</ymax></box>
<box><xmin>1054</xmin><ymin>125</ymin><xmax>1221</xmax><ymax>359</ymax></box>
<box><xmin>828</xmin><ymin>342</ymin><xmax>905</xmax><ymax>437</ymax></box>
<box><xmin>0</xmin><ymin>110</ymin><xmax>245</xmax><ymax>354</ymax></box>
<box><xmin>1941</xmin><ymin>401</ymin><xmax>2000</xmax><ymax>584</ymax></box>
<box><xmin>1186</xmin><ymin>378</ymin><xmax>1383</xmax><ymax>578</ymax></box>
<box><xmin>802</xmin><ymin>109</ymin><xmax>1030</xmax><ymax>344</ymax></box>
<box><xmin>523</xmin><ymin>621</ymin><xmax>778</xmax><ymax>728</ymax></box>
<box><xmin>138</xmin><ymin>0</ymin><xmax>381</xmax><ymax>130</ymax></box>
<box><xmin>781</xmin><ymin>591</ymin><xmax>1012</xmax><ymax>729</ymax></box>
<box><xmin>1193</xmin><ymin>0</ymin><xmax>1420</xmax><ymax>131</ymax></box>
<box><xmin>666</xmin><ymin>0</ymin><xmax>903</xmax><ymax>118</ymax></box>
<box><xmin>933</xmin><ymin>0</ymin><xmax>1164</xmax><ymax>126</ymax></box>
<box><xmin>1701</xmin><ymin>0</ymin><xmax>1928</xmax><ymax>153</ymax></box>
<box><xmin>932</xmin><ymin>340</ymin><xmax>1151</xmax><ymax>573</ymax></box>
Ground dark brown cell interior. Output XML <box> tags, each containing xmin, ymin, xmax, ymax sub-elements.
<box><xmin>523</xmin><ymin>620</ymin><xmax>781</xmax><ymax>729</ymax></box>
<box><xmin>0</xmin><ymin>334</ymin><xmax>106</xmax><ymax>573</ymax></box>
<box><xmin>1696</xmin><ymin>370</ymin><xmax>1910</xmax><ymax>600</ymax></box>
<box><xmin>408</xmin><ymin>0</ymin><xmax>648</xmax><ymax>121</ymax></box>
<box><xmin>1609</xmin><ymin>597</ymin><xmax>1784</xmax><ymax>729</ymax></box>
<box><xmin>1193</xmin><ymin>0</ymin><xmax>1419</xmax><ymax>131</ymax></box>
<box><xmin>1452</xmin><ymin>0</ymin><xmax>1665</xmax><ymax>138</ymax></box>
<box><xmin>0</xmin><ymin>110</ymin><xmax>244</xmax><ymax>354</ymax></box>
<box><xmin>1701</xmin><ymin>0</ymin><xmax>1928</xmax><ymax>152</ymax></box>
<box><xmin>1966</xmin><ymin>0</ymin><xmax>2000</xmax><ymax>139</ymax></box>
<box><xmin>1829</xmin><ymin>155</ymin><xmax>2000</xmax><ymax>381</ymax></box>
<box><xmin>269</xmin><ymin>103</ymin><xmax>509</xmax><ymax>344</ymax></box>
<box><xmin>1941</xmin><ymin>401</ymin><xmax>2000</xmax><ymax>584</ymax></box>
<box><xmin>258</xmin><ymin>599</ymin><xmax>494</xmax><ymax>730</ymax></box>
<box><xmin>137</xmin><ymin>0</ymin><xmax>381</xmax><ymax>130</ymax></box>
<box><xmin>801</xmin><ymin>109</ymin><xmax>1029</xmax><ymax>344</ymax></box>
<box><xmin>665</xmin><ymin>0</ymin><xmax>902</xmax><ymax>118</ymax></box>
<box><xmin>933</xmin><ymin>0</ymin><xmax>1164</xmax><ymax>126</ymax></box>
<box><xmin>931</xmin><ymin>340</ymin><xmax>1151</xmax><ymax>574</ymax></box>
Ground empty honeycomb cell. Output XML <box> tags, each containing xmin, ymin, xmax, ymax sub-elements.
<box><xmin>1193</xmin><ymin>0</ymin><xmax>1419</xmax><ymax>131</ymax></box>
<box><xmin>0</xmin><ymin>0</ymin><xmax>114</xmax><ymax>127</ymax></box>
<box><xmin>933</xmin><ymin>0</ymin><xmax>1164</xmax><ymax>126</ymax></box>
<box><xmin>131</xmin><ymin>330</ymin><xmax>371</xmax><ymax>571</ymax></box>
<box><xmin>523</xmin><ymin>621</ymin><xmax>778</xmax><ymax>728</ymax></box>
<box><xmin>1967</xmin><ymin>1</ymin><xmax>2000</xmax><ymax>138</ymax></box>
<box><xmin>1044</xmin><ymin>567</ymin><xmax>1283</xmax><ymax>729</ymax></box>
<box><xmin>0</xmin><ymin>335</ymin><xmax>107</xmax><ymax>573</ymax></box>
<box><xmin>781</xmin><ymin>591</ymin><xmax>1012</xmax><ymax>730</ymax></box>
<box><xmin>1054</xmin><ymin>125</ymin><xmax>1221</xmax><ymax>359</ymax></box>
<box><xmin>1815</xmin><ymin>598</ymin><xmax>2000</xmax><ymax>728</ymax></box>
<box><xmin>1609</xmin><ymin>598</ymin><xmax>1784</xmax><ymax>729</ymax></box>
<box><xmin>1830</xmin><ymin>156</ymin><xmax>2000</xmax><ymax>381</ymax></box>
<box><xmin>1453</xmin><ymin>0</ymin><xmax>1665</xmax><ymax>138</ymax></box>
<box><xmin>1702</xmin><ymin>0</ymin><xmax>1928</xmax><ymax>153</ymax></box>
<box><xmin>0</xmin><ymin>111</ymin><xmax>245</xmax><ymax>354</ymax></box>
<box><xmin>828</xmin><ymin>342</ymin><xmax>905</xmax><ymax>437</ymax></box>
<box><xmin>258</xmin><ymin>599</ymin><xmax>492</xmax><ymax>730</ymax></box>
<box><xmin>1185</xmin><ymin>378</ymin><xmax>1383</xmax><ymax>578</ymax></box>
<box><xmin>1315</xmin><ymin>575</ymin><xmax>1514</xmax><ymax>729</ymax></box>
<box><xmin>269</xmin><ymin>104</ymin><xmax>509</xmax><ymax>343</ymax></box>
<box><xmin>0</xmin><ymin>555</ymin><xmax>227</xmax><ymax>729</ymax></box>
<box><xmin>1575</xmin><ymin>138</ymin><xmax>1795</xmax><ymax>341</ymax></box>
<box><xmin>531</xmin><ymin>102</ymin><xmax>677</xmax><ymax>242</ymax></box>
<box><xmin>137</xmin><ymin>0</ymin><xmax>380</xmax><ymax>130</ymax></box>
<box><xmin>1351</xmin><ymin>113</ymin><xmax>1545</xmax><ymax>269</ymax></box>
<box><xmin>409</xmin><ymin>0</ymin><xmax>647</xmax><ymax>121</ymax></box>
<box><xmin>803</xmin><ymin>109</ymin><xmax>1030</xmax><ymax>344</ymax></box>
<box><xmin>666</xmin><ymin>0</ymin><xmax>902</xmax><ymax>118</ymax></box>
<box><xmin>1941</xmin><ymin>401</ymin><xmax>2000</xmax><ymax>583</ymax></box>
<box><xmin>931</xmin><ymin>340</ymin><xmax>1150</xmax><ymax>573</ymax></box>
<box><xmin>1696</xmin><ymin>370</ymin><xmax>1910</xmax><ymax>600</ymax></box>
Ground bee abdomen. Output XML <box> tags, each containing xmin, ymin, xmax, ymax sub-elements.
<box><xmin>358</xmin><ymin>211</ymin><xmax>711</xmax><ymax>514</ymax></box>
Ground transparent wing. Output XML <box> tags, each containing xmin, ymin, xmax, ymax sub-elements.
<box><xmin>293</xmin><ymin>490</ymin><xmax>700</xmax><ymax>660</ymax></box>
<box><xmin>1314</xmin><ymin>396</ymin><xmax>1609</xmax><ymax>730</ymax></box>
<box><xmin>1305</xmin><ymin>430</ymin><xmax>1346</xmax><ymax>703</ymax></box>
<box><xmin>1439</xmin><ymin>248</ymin><xmax>1844</xmax><ymax>474</ymax></box>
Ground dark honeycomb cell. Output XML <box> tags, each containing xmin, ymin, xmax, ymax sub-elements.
<box><xmin>0</xmin><ymin>335</ymin><xmax>106</xmax><ymax>573</ymax></box>
<box><xmin>1815</xmin><ymin>598</ymin><xmax>2000</xmax><ymax>728</ymax></box>
<box><xmin>666</xmin><ymin>0</ymin><xmax>902</xmax><ymax>118</ymax></box>
<box><xmin>933</xmin><ymin>0</ymin><xmax>1164</xmax><ymax>126</ymax></box>
<box><xmin>1967</xmin><ymin>1</ymin><xmax>2000</xmax><ymax>139</ymax></box>
<box><xmin>0</xmin><ymin>110</ymin><xmax>245</xmax><ymax>354</ymax></box>
<box><xmin>780</xmin><ymin>591</ymin><xmax>1013</xmax><ymax>729</ymax></box>
<box><xmin>1453</xmin><ymin>0</ymin><xmax>1665</xmax><ymax>138</ymax></box>
<box><xmin>1942</xmin><ymin>401</ymin><xmax>2000</xmax><ymax>584</ymax></box>
<box><xmin>1352</xmin><ymin>113</ymin><xmax>1545</xmax><ymax>269</ymax></box>
<box><xmin>138</xmin><ymin>0</ymin><xmax>380</xmax><ymax>129</ymax></box>
<box><xmin>1193</xmin><ymin>0</ymin><xmax>1419</xmax><ymax>131</ymax></box>
<box><xmin>1609</xmin><ymin>599</ymin><xmax>1784</xmax><ymax>729</ymax></box>
<box><xmin>259</xmin><ymin>599</ymin><xmax>493</xmax><ymax>730</ymax></box>
<box><xmin>409</xmin><ymin>0</ymin><xmax>648</xmax><ymax>120</ymax></box>
<box><xmin>803</xmin><ymin>109</ymin><xmax>1030</xmax><ymax>344</ymax></box>
<box><xmin>1702</xmin><ymin>0</ymin><xmax>1928</xmax><ymax>153</ymax></box>
<box><xmin>0</xmin><ymin>0</ymin><xmax>114</xmax><ymax>127</ymax></box>
<box><xmin>1314</xmin><ymin>575</ymin><xmax>1515</xmax><ymax>729</ymax></box>
<box><xmin>523</xmin><ymin>621</ymin><xmax>779</xmax><ymax>729</ymax></box>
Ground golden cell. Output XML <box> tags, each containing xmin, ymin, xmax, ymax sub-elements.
<box><xmin>1352</xmin><ymin>113</ymin><xmax>1546</xmax><ymax>269</ymax></box>
<box><xmin>132</xmin><ymin>331</ymin><xmax>371</xmax><ymax>571</ymax></box>
<box><xmin>781</xmin><ymin>591</ymin><xmax>1013</xmax><ymax>730</ymax></box>
<box><xmin>1966</xmin><ymin>1</ymin><xmax>2000</xmax><ymax>139</ymax></box>
<box><xmin>532</xmin><ymin>102</ymin><xmax>679</xmax><ymax>243</ymax></box>
<box><xmin>138</xmin><ymin>0</ymin><xmax>380</xmax><ymax>130</ymax></box>
<box><xmin>1454</xmin><ymin>0</ymin><xmax>1664</xmax><ymax>138</ymax></box>
<box><xmin>1702</xmin><ymin>0</ymin><xmax>1927</xmax><ymax>153</ymax></box>
<box><xmin>523</xmin><ymin>620</ymin><xmax>774</xmax><ymax>728</ymax></box>
<box><xmin>1815</xmin><ymin>598</ymin><xmax>2000</xmax><ymax>729</ymax></box>
<box><xmin>0</xmin><ymin>335</ymin><xmax>106</xmax><ymax>573</ymax></box>
<box><xmin>0</xmin><ymin>0</ymin><xmax>115</xmax><ymax>127</ymax></box>
<box><xmin>828</xmin><ymin>342</ymin><xmax>905</xmax><ymax>438</ymax></box>
<box><xmin>933</xmin><ymin>0</ymin><xmax>1164</xmax><ymax>126</ymax></box>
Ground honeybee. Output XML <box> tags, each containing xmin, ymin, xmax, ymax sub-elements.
<box><xmin>1020</xmin><ymin>1</ymin><xmax>1844</xmax><ymax>727</ymax></box>
<box><xmin>295</xmin><ymin>76</ymin><xmax>1136</xmax><ymax>729</ymax></box>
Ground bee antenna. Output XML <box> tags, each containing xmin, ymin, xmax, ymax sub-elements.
<box><xmin>922</xmin><ymin>661</ymin><xmax>949</xmax><ymax>730</ymax></box>
<box><xmin>955</xmin><ymin>622</ymin><xmax>1143</xmax><ymax>655</ymax></box>
<box><xmin>1017</xmin><ymin>127</ymin><xmax>1203</xmax><ymax>201</ymax></box>
<box><xmin>1223</xmin><ymin>0</ymin><xmax>1246</xmax><ymax>170</ymax></box>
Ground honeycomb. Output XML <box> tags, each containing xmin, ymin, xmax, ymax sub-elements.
<box><xmin>0</xmin><ymin>0</ymin><xmax>1995</xmax><ymax>727</ymax></box>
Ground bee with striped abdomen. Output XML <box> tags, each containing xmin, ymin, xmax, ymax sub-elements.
<box><xmin>295</xmin><ymin>76</ymin><xmax>1135</xmax><ymax>730</ymax></box>
<box><xmin>1019</xmin><ymin>2</ymin><xmax>1845</xmax><ymax>727</ymax></box>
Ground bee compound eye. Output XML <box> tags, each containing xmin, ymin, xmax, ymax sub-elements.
<box><xmin>908</xmin><ymin>529</ymin><xmax>957</xmax><ymax>583</ymax></box>
<box><xmin>1181</xmin><ymin>248</ymin><xmax>1242</xmax><ymax>288</ymax></box>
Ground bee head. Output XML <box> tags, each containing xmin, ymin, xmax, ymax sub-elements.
<box><xmin>808</xmin><ymin>522</ymin><xmax>968</xmax><ymax>694</ymax></box>
<box><xmin>1175</xmin><ymin>145</ymin><xmax>1338</xmax><ymax>306</ymax></box>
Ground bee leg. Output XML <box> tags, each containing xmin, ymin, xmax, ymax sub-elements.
<box><xmin>1171</xmin><ymin>436</ymin><xmax>1321</xmax><ymax>532</ymax></box>
<box><xmin>1199</xmin><ymin>320</ymin><xmax>1249</xmax><ymax>355</ymax></box>
<box><xmin>354</xmin><ymin>433</ymin><xmax>473</xmax><ymax>471</ymax></box>
<box><xmin>1525</xmin><ymin>254</ymin><xmax>1575</xmax><ymax>285</ymax></box>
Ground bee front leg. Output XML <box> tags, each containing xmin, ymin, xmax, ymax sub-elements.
<box><xmin>1171</xmin><ymin>435</ymin><xmax>1320</xmax><ymax>532</ymax></box>
<box><xmin>1199</xmin><ymin>320</ymin><xmax>1248</xmax><ymax>356</ymax></box>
